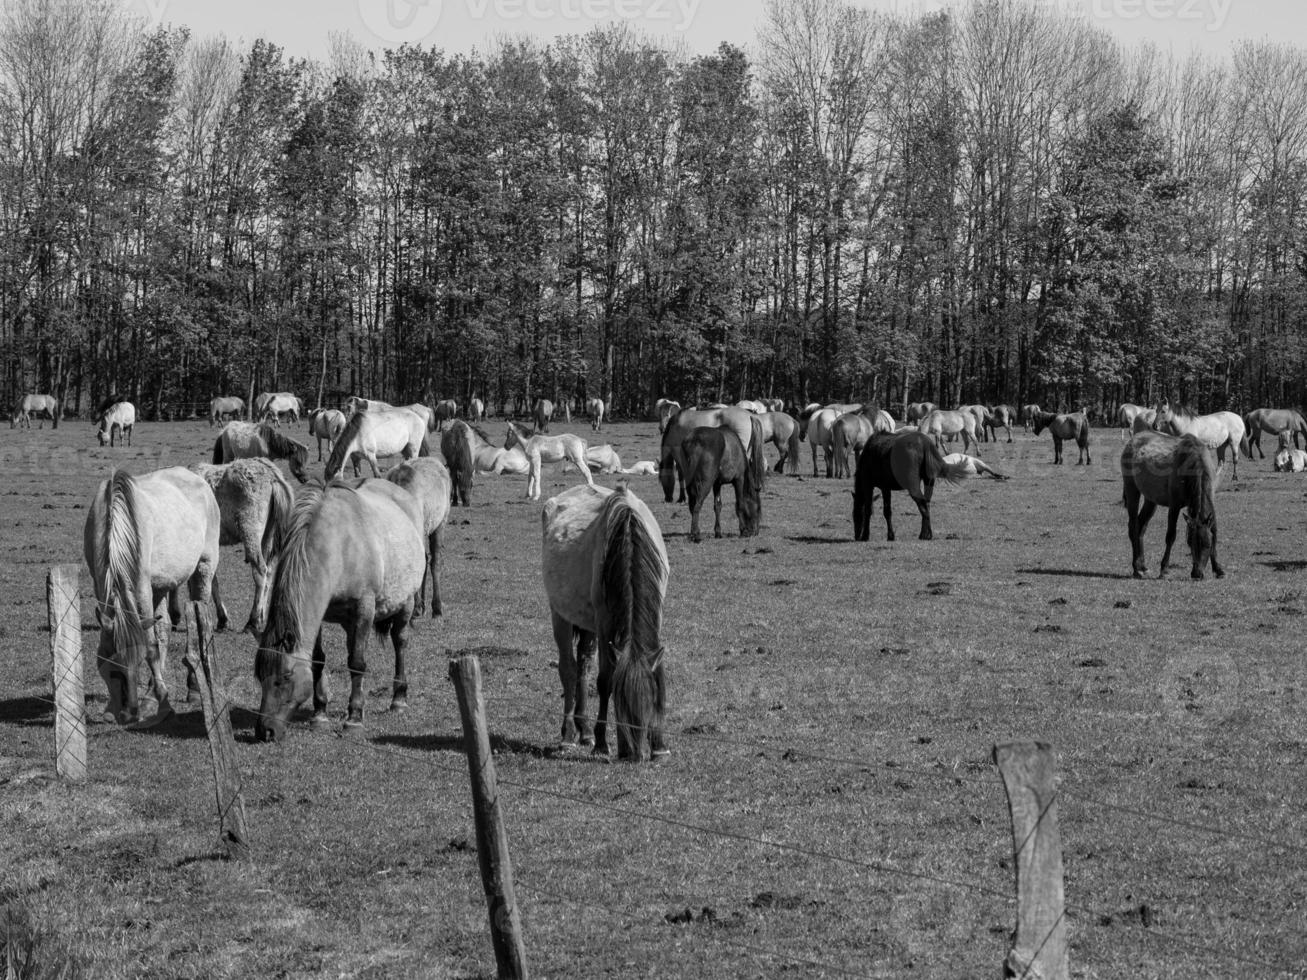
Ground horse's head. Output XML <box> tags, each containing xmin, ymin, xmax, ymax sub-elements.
<box><xmin>95</xmin><ymin>605</ymin><xmax>161</xmax><ymax>725</ymax></box>
<box><xmin>1184</xmin><ymin>511</ymin><xmax>1216</xmax><ymax>580</ymax></box>
<box><xmin>253</xmin><ymin>636</ymin><xmax>313</xmax><ymax>742</ymax></box>
<box><xmin>735</xmin><ymin>479</ymin><xmax>762</xmax><ymax>538</ymax></box>
<box><xmin>288</xmin><ymin>444</ymin><xmax>309</xmax><ymax>483</ymax></box>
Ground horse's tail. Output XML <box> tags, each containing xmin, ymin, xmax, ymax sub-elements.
<box><xmin>96</xmin><ymin>471</ymin><xmax>151</xmax><ymax>669</ymax></box>
<box><xmin>444</xmin><ymin>424</ymin><xmax>474</xmax><ymax>505</ymax></box>
<box><xmin>1078</xmin><ymin>413</ymin><xmax>1091</xmax><ymax>448</ymax></box>
<box><xmin>831</xmin><ymin>419</ymin><xmax>849</xmax><ymax>478</ymax></box>
<box><xmin>603</xmin><ymin>486</ymin><xmax>668</xmax><ymax>761</ymax></box>
<box><xmin>747</xmin><ymin>416</ymin><xmax>766</xmax><ymax>491</ymax></box>
<box><xmin>923</xmin><ymin>436</ymin><xmax>967</xmax><ymax>487</ymax></box>
<box><xmin>212</xmin><ymin>432</ymin><xmax>225</xmax><ymax>464</ymax></box>
<box><xmin>325</xmin><ymin>411</ymin><xmax>367</xmax><ymax>479</ymax></box>
<box><xmin>785</xmin><ymin>418</ymin><xmax>800</xmax><ymax>474</ymax></box>
<box><xmin>261</xmin><ymin>466</ymin><xmax>295</xmax><ymax>564</ymax></box>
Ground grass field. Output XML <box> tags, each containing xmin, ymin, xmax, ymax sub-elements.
<box><xmin>1</xmin><ymin>416</ymin><xmax>1305</xmax><ymax>978</ymax></box>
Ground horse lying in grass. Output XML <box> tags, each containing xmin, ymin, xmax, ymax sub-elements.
<box><xmin>681</xmin><ymin>417</ymin><xmax>765</xmax><ymax>543</ymax></box>
<box><xmin>562</xmin><ymin>444</ymin><xmax>624</xmax><ymax>474</ymax></box>
<box><xmin>541</xmin><ymin>484</ymin><xmax>669</xmax><ymax>760</ymax></box>
<box><xmin>852</xmin><ymin>431</ymin><xmax>973</xmax><ymax>541</ymax></box>
<box><xmin>1031</xmin><ymin>409</ymin><xmax>1091</xmax><ymax>464</ymax></box>
<box><xmin>1121</xmin><ymin>429</ymin><xmax>1222</xmax><ymax>579</ymax></box>
<box><xmin>1274</xmin><ymin>447</ymin><xmax>1307</xmax><ymax>472</ymax></box>
<box><xmin>254</xmin><ymin>480</ymin><xmax>425</xmax><ymax>740</ymax></box>
<box><xmin>942</xmin><ymin>453</ymin><xmax>1009</xmax><ymax>479</ymax></box>
<box><xmin>213</xmin><ymin>421</ymin><xmax>309</xmax><ymax>482</ymax></box>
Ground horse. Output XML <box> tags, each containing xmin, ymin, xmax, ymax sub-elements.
<box><xmin>254</xmin><ymin>480</ymin><xmax>426</xmax><ymax>740</ymax></box>
<box><xmin>659</xmin><ymin>405</ymin><xmax>758</xmax><ymax>502</ymax></box>
<box><xmin>681</xmin><ymin>417</ymin><xmax>765</xmax><ymax>543</ymax></box>
<box><xmin>96</xmin><ymin>400</ymin><xmax>136</xmax><ymax>447</ymax></box>
<box><xmin>761</xmin><ymin>397</ymin><xmax>785</xmax><ymax>413</ymax></box>
<box><xmin>433</xmin><ymin>399</ymin><xmax>458</xmax><ymax>431</ymax></box>
<box><xmin>542</xmin><ymin>484</ymin><xmax>670</xmax><ymax>759</ymax></box>
<box><xmin>212</xmin><ymin>421</ymin><xmax>309</xmax><ymax>482</ymax></box>
<box><xmin>256</xmin><ymin>391</ymin><xmax>302</xmax><ymax>424</ymax></box>
<box><xmin>1244</xmin><ymin>407</ymin><xmax>1307</xmax><ymax>458</ymax></box>
<box><xmin>324</xmin><ymin>407</ymin><xmax>427</xmax><ymax>480</ymax></box>
<box><xmin>504</xmin><ymin>420</ymin><xmax>593</xmax><ymax>500</ymax></box>
<box><xmin>852</xmin><ymin>431</ymin><xmax>969</xmax><ymax>541</ymax></box>
<box><xmin>469</xmin><ymin>397</ymin><xmax>485</xmax><ymax>422</ymax></box>
<box><xmin>562</xmin><ymin>444</ymin><xmax>623</xmax><ymax>474</ymax></box>
<box><xmin>12</xmin><ymin>393</ymin><xmax>59</xmax><ymax>429</ymax></box>
<box><xmin>1153</xmin><ymin>403</ymin><xmax>1245</xmax><ymax>480</ymax></box>
<box><xmin>985</xmin><ymin>405</ymin><xmax>1016</xmax><ymax>443</ymax></box>
<box><xmin>942</xmin><ymin>453</ymin><xmax>1009</xmax><ymax>479</ymax></box>
<box><xmin>905</xmin><ymin>402</ymin><xmax>936</xmax><ymax>424</ymax></box>
<box><xmin>83</xmin><ymin>467</ymin><xmax>223</xmax><ymax>726</ymax></box>
<box><xmin>208</xmin><ymin>396</ymin><xmax>244</xmax><ymax>427</ymax></box>
<box><xmin>586</xmin><ymin>397</ymin><xmax>605</xmax><ymax>431</ymax></box>
<box><xmin>655</xmin><ymin>398</ymin><xmax>681</xmax><ymax>433</ymax></box>
<box><xmin>1117</xmin><ymin>403</ymin><xmax>1156</xmax><ymax>442</ymax></box>
<box><xmin>1121</xmin><ymin>429</ymin><xmax>1222</xmax><ymax>579</ymax></box>
<box><xmin>918</xmin><ymin>409</ymin><xmax>981</xmax><ymax>456</ymax></box>
<box><xmin>344</xmin><ymin>395</ymin><xmax>392</xmax><ymax>416</ymax></box>
<box><xmin>442</xmin><ymin>421</ymin><xmax>533</xmax><ymax>504</ymax></box>
<box><xmin>1021</xmin><ymin>404</ymin><xmax>1042</xmax><ymax>431</ymax></box>
<box><xmin>532</xmin><ymin>398</ymin><xmax>554</xmax><ymax>433</ymax></box>
<box><xmin>622</xmin><ymin>460</ymin><xmax>657</xmax><ymax>475</ymax></box>
<box><xmin>758</xmin><ymin>411</ymin><xmax>802</xmax><ymax>474</ymax></box>
<box><xmin>802</xmin><ymin>408</ymin><xmax>844</xmax><ymax>477</ymax></box>
<box><xmin>1275</xmin><ymin>447</ymin><xmax>1307</xmax><ymax>472</ymax></box>
<box><xmin>384</xmin><ymin>457</ymin><xmax>451</xmax><ymax>618</ymax></box>
<box><xmin>734</xmin><ymin>399</ymin><xmax>767</xmax><ymax>414</ymax></box>
<box><xmin>956</xmin><ymin>404</ymin><xmax>992</xmax><ymax>441</ymax></box>
<box><xmin>307</xmin><ymin>408</ymin><xmax>346</xmax><ymax>461</ymax></box>
<box><xmin>1031</xmin><ymin>410</ymin><xmax>1091</xmax><ymax>465</ymax></box>
<box><xmin>830</xmin><ymin>412</ymin><xmax>874</xmax><ymax>478</ymax></box>
<box><xmin>188</xmin><ymin>457</ymin><xmax>293</xmax><ymax>633</ymax></box>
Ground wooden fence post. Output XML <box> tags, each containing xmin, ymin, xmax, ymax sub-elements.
<box><xmin>187</xmin><ymin>602</ymin><xmax>250</xmax><ymax>860</ymax></box>
<box><xmin>47</xmin><ymin>565</ymin><xmax>86</xmax><ymax>781</ymax></box>
<box><xmin>994</xmin><ymin>741</ymin><xmax>1069</xmax><ymax>980</ymax></box>
<box><xmin>448</xmin><ymin>652</ymin><xmax>529</xmax><ymax>980</ymax></box>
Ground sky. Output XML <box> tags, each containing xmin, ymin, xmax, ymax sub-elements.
<box><xmin>122</xmin><ymin>0</ymin><xmax>1305</xmax><ymax>62</ymax></box>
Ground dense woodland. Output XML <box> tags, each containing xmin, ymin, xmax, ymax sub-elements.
<box><xmin>1</xmin><ymin>0</ymin><xmax>1305</xmax><ymax>421</ymax></box>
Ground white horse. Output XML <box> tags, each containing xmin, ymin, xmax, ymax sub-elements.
<box><xmin>918</xmin><ymin>409</ymin><xmax>980</xmax><ymax>455</ymax></box>
<box><xmin>1274</xmin><ymin>448</ymin><xmax>1307</xmax><ymax>472</ymax></box>
<box><xmin>208</xmin><ymin>396</ymin><xmax>244</xmax><ymax>427</ymax></box>
<box><xmin>344</xmin><ymin>395</ymin><xmax>393</xmax><ymax>416</ymax></box>
<box><xmin>96</xmin><ymin>401</ymin><xmax>136</xmax><ymax>447</ymax></box>
<box><xmin>542</xmin><ymin>483</ymin><xmax>669</xmax><ymax>759</ymax></box>
<box><xmin>188</xmin><ymin>457</ymin><xmax>293</xmax><ymax>633</ymax></box>
<box><xmin>307</xmin><ymin>408</ymin><xmax>346</xmax><ymax>461</ymax></box>
<box><xmin>324</xmin><ymin>407</ymin><xmax>427</xmax><ymax>480</ymax></box>
<box><xmin>505</xmin><ymin>420</ymin><xmax>593</xmax><ymax>500</ymax></box>
<box><xmin>256</xmin><ymin>391</ymin><xmax>302</xmax><ymax>424</ymax></box>
<box><xmin>622</xmin><ymin>460</ymin><xmax>658</xmax><ymax>475</ymax></box>
<box><xmin>12</xmin><ymin>393</ymin><xmax>59</xmax><ymax>429</ymax></box>
<box><xmin>83</xmin><ymin>467</ymin><xmax>223</xmax><ymax>726</ymax></box>
<box><xmin>1117</xmin><ymin>403</ymin><xmax>1155</xmax><ymax>442</ymax></box>
<box><xmin>734</xmin><ymin>399</ymin><xmax>767</xmax><ymax>414</ymax></box>
<box><xmin>469</xmin><ymin>397</ymin><xmax>485</xmax><ymax>422</ymax></box>
<box><xmin>563</xmin><ymin>444</ymin><xmax>623</xmax><ymax>474</ymax></box>
<box><xmin>942</xmin><ymin>453</ymin><xmax>1010</xmax><ymax>479</ymax></box>
<box><xmin>384</xmin><ymin>457</ymin><xmax>452</xmax><ymax>618</ymax></box>
<box><xmin>1153</xmin><ymin>402</ymin><xmax>1246</xmax><ymax>480</ymax></box>
<box><xmin>586</xmin><ymin>397</ymin><xmax>605</xmax><ymax>431</ymax></box>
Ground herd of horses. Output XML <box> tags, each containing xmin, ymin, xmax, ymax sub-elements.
<box><xmin>21</xmin><ymin>384</ymin><xmax>1307</xmax><ymax>761</ymax></box>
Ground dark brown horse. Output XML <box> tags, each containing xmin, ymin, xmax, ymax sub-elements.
<box><xmin>1121</xmin><ymin>429</ymin><xmax>1222</xmax><ymax>580</ymax></box>
<box><xmin>440</xmin><ymin>420</ymin><xmax>476</xmax><ymax>506</ymax></box>
<box><xmin>681</xmin><ymin>417</ymin><xmax>764</xmax><ymax>543</ymax></box>
<box><xmin>852</xmin><ymin>431</ymin><xmax>967</xmax><ymax>541</ymax></box>
<box><xmin>1032</xmin><ymin>410</ymin><xmax>1091</xmax><ymax>464</ymax></box>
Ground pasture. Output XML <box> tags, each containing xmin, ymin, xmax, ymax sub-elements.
<box><xmin>1</xmin><ymin>418</ymin><xmax>1305</xmax><ymax>978</ymax></box>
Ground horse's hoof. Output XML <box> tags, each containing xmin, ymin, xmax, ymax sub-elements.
<box><xmin>579</xmin><ymin>735</ymin><xmax>595</xmax><ymax>747</ymax></box>
<box><xmin>1214</xmin><ymin>569</ymin><xmax>1226</xmax><ymax>579</ymax></box>
<box><xmin>1191</xmin><ymin>571</ymin><xmax>1204</xmax><ymax>580</ymax></box>
<box><xmin>342</xmin><ymin>719</ymin><xmax>364</xmax><ymax>732</ymax></box>
<box><xmin>310</xmin><ymin>714</ymin><xmax>332</xmax><ymax>730</ymax></box>
<box><xmin>389</xmin><ymin>699</ymin><xmax>408</xmax><ymax>712</ymax></box>
<box><xmin>652</xmin><ymin>747</ymin><xmax>671</xmax><ymax>759</ymax></box>
<box><xmin>1132</xmin><ymin>569</ymin><xmax>1145</xmax><ymax>579</ymax></box>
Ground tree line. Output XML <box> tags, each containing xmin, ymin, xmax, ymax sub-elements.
<box><xmin>1</xmin><ymin>0</ymin><xmax>1305</xmax><ymax>422</ymax></box>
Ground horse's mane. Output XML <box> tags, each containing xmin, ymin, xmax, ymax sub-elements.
<box><xmin>258</xmin><ymin>481</ymin><xmax>334</xmax><ymax>670</ymax></box>
<box><xmin>325</xmin><ymin>410</ymin><xmax>368</xmax><ymax>476</ymax></box>
<box><xmin>97</xmin><ymin>394</ymin><xmax>124</xmax><ymax>416</ymax></box>
<box><xmin>1178</xmin><ymin>437</ymin><xmax>1217</xmax><ymax>524</ymax></box>
<box><xmin>470</xmin><ymin>423</ymin><xmax>494</xmax><ymax>445</ymax></box>
<box><xmin>97</xmin><ymin>471</ymin><xmax>150</xmax><ymax>669</ymax></box>
<box><xmin>600</xmin><ymin>486</ymin><xmax>665</xmax><ymax>657</ymax></box>
<box><xmin>510</xmin><ymin>420</ymin><xmax>537</xmax><ymax>438</ymax></box>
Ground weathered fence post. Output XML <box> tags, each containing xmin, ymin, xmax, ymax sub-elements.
<box><xmin>448</xmin><ymin>651</ymin><xmax>529</xmax><ymax>980</ymax></box>
<box><xmin>187</xmin><ymin>602</ymin><xmax>250</xmax><ymax>860</ymax></box>
<box><xmin>47</xmin><ymin>565</ymin><xmax>86</xmax><ymax>781</ymax></box>
<box><xmin>994</xmin><ymin>741</ymin><xmax>1069</xmax><ymax>980</ymax></box>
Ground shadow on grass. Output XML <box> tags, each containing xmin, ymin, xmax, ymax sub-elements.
<box><xmin>784</xmin><ymin>534</ymin><xmax>852</xmax><ymax>544</ymax></box>
<box><xmin>1264</xmin><ymin>559</ymin><xmax>1307</xmax><ymax>573</ymax></box>
<box><xmin>1016</xmin><ymin>568</ymin><xmax>1133</xmax><ymax>580</ymax></box>
<box><xmin>0</xmin><ymin>696</ymin><xmax>53</xmax><ymax>726</ymax></box>
<box><xmin>376</xmin><ymin>731</ymin><xmax>594</xmax><ymax>762</ymax></box>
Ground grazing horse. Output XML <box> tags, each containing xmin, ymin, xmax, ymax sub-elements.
<box><xmin>504</xmin><ymin>421</ymin><xmax>593</xmax><ymax>500</ymax></box>
<box><xmin>1153</xmin><ymin>403</ymin><xmax>1246</xmax><ymax>480</ymax></box>
<box><xmin>324</xmin><ymin>407</ymin><xmax>427</xmax><ymax>480</ymax></box>
<box><xmin>985</xmin><ymin>405</ymin><xmax>1016</xmax><ymax>443</ymax></box>
<box><xmin>96</xmin><ymin>400</ymin><xmax>136</xmax><ymax>447</ymax></box>
<box><xmin>433</xmin><ymin>398</ymin><xmax>458</xmax><ymax>431</ymax></box>
<box><xmin>12</xmin><ymin>393</ymin><xmax>59</xmax><ymax>429</ymax></box>
<box><xmin>655</xmin><ymin>398</ymin><xmax>681</xmax><ymax>433</ymax></box>
<box><xmin>918</xmin><ymin>409</ymin><xmax>981</xmax><ymax>456</ymax></box>
<box><xmin>586</xmin><ymin>397</ymin><xmax>605</xmax><ymax>431</ymax></box>
<box><xmin>532</xmin><ymin>398</ymin><xmax>554</xmax><ymax>433</ymax></box>
<box><xmin>905</xmin><ymin>402</ymin><xmax>936</xmax><ymax>424</ymax></box>
<box><xmin>1244</xmin><ymin>407</ymin><xmax>1307</xmax><ymax>458</ymax></box>
<box><xmin>1117</xmin><ymin>403</ymin><xmax>1156</xmax><ymax>442</ymax></box>
<box><xmin>852</xmin><ymin>431</ymin><xmax>968</xmax><ymax>542</ymax></box>
<box><xmin>1032</xmin><ymin>410</ymin><xmax>1091</xmax><ymax>464</ymax></box>
<box><xmin>84</xmin><ymin>467</ymin><xmax>222</xmax><ymax>726</ymax></box>
<box><xmin>542</xmin><ymin>484</ymin><xmax>670</xmax><ymax>759</ymax></box>
<box><xmin>1275</xmin><ymin>447</ymin><xmax>1307</xmax><ymax>472</ymax></box>
<box><xmin>208</xmin><ymin>396</ymin><xmax>244</xmax><ymax>427</ymax></box>
<box><xmin>384</xmin><ymin>457</ymin><xmax>452</xmax><ymax>618</ymax></box>
<box><xmin>188</xmin><ymin>457</ymin><xmax>292</xmax><ymax>633</ymax></box>
<box><xmin>212</xmin><ymin>422</ymin><xmax>309</xmax><ymax>482</ymax></box>
<box><xmin>659</xmin><ymin>405</ymin><xmax>758</xmax><ymax>502</ymax></box>
<box><xmin>469</xmin><ymin>397</ymin><xmax>485</xmax><ymax>422</ymax></box>
<box><xmin>758</xmin><ymin>411</ymin><xmax>802</xmax><ymax>474</ymax></box>
<box><xmin>681</xmin><ymin>417</ymin><xmax>765</xmax><ymax>543</ymax></box>
<box><xmin>256</xmin><ymin>391</ymin><xmax>302</xmax><ymax>424</ymax></box>
<box><xmin>1121</xmin><ymin>429</ymin><xmax>1222</xmax><ymax>579</ymax></box>
<box><xmin>307</xmin><ymin>408</ymin><xmax>346</xmax><ymax>461</ymax></box>
<box><xmin>254</xmin><ymin>480</ymin><xmax>425</xmax><ymax>740</ymax></box>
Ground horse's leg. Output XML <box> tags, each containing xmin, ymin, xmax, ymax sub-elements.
<box><xmin>915</xmin><ymin>494</ymin><xmax>932</xmax><ymax>540</ymax></box>
<box><xmin>593</xmin><ymin>633</ymin><xmax>614</xmax><ymax>757</ymax></box>
<box><xmin>367</xmin><ymin>452</ymin><xmax>382</xmax><ymax>479</ymax></box>
<box><xmin>713</xmin><ymin>483</ymin><xmax>724</xmax><ymax>538</ymax></box>
<box><xmin>310</xmin><ymin>632</ymin><xmax>331</xmax><ymax>728</ymax></box>
<box><xmin>552</xmin><ymin>613</ymin><xmax>581</xmax><ymax>744</ymax></box>
<box><xmin>1210</xmin><ymin>521</ymin><xmax>1225</xmax><ymax>579</ymax></box>
<box><xmin>343</xmin><ymin>596</ymin><xmax>375</xmax><ymax>729</ymax></box>
<box><xmin>1128</xmin><ymin>496</ymin><xmax>1156</xmax><ymax>577</ymax></box>
<box><xmin>882</xmin><ymin>487</ymin><xmax>895</xmax><ymax>541</ymax></box>
<box><xmin>810</xmin><ymin>442</ymin><xmax>819</xmax><ymax>478</ymax></box>
<box><xmin>1159</xmin><ymin>504</ymin><xmax>1180</xmax><ymax>578</ymax></box>
<box><xmin>389</xmin><ymin>612</ymin><xmax>411</xmax><ymax>711</ymax></box>
<box><xmin>687</xmin><ymin>481</ymin><xmax>703</xmax><ymax>544</ymax></box>
<box><xmin>1053</xmin><ymin>436</ymin><xmax>1062</xmax><ymax>464</ymax></box>
<box><xmin>528</xmin><ymin>453</ymin><xmax>541</xmax><ymax>500</ymax></box>
<box><xmin>427</xmin><ymin>525</ymin><xmax>442</xmax><ymax>617</ymax></box>
<box><xmin>576</xmin><ymin>450</ymin><xmax>595</xmax><ymax>487</ymax></box>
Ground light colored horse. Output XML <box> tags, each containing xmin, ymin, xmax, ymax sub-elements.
<box><xmin>956</xmin><ymin>404</ymin><xmax>992</xmax><ymax>440</ymax></box>
<box><xmin>307</xmin><ymin>408</ymin><xmax>346</xmax><ymax>461</ymax></box>
<box><xmin>1031</xmin><ymin>409</ymin><xmax>1091</xmax><ymax>464</ymax></box>
<box><xmin>586</xmin><ymin>397</ymin><xmax>605</xmax><ymax>431</ymax></box>
<box><xmin>96</xmin><ymin>401</ymin><xmax>136</xmax><ymax>447</ymax></box>
<box><xmin>830</xmin><ymin>412</ymin><xmax>874</xmax><ymax>478</ymax></box>
<box><xmin>655</xmin><ymin>398</ymin><xmax>681</xmax><ymax>433</ymax></box>
<box><xmin>469</xmin><ymin>397</ymin><xmax>485</xmax><ymax>422</ymax></box>
<box><xmin>918</xmin><ymin>409</ymin><xmax>980</xmax><ymax>456</ymax></box>
<box><xmin>212</xmin><ymin>421</ymin><xmax>309</xmax><ymax>482</ymax></box>
<box><xmin>1021</xmin><ymin>404</ymin><xmax>1042</xmax><ymax>431</ymax></box>
<box><xmin>1245</xmin><ymin>407</ymin><xmax>1307</xmax><ymax>458</ymax></box>
<box><xmin>254</xmin><ymin>480</ymin><xmax>425</xmax><ymax>740</ymax></box>
<box><xmin>758</xmin><ymin>411</ymin><xmax>802</xmax><ymax>474</ymax></box>
<box><xmin>324</xmin><ymin>407</ymin><xmax>427</xmax><ymax>480</ymax></box>
<box><xmin>532</xmin><ymin>398</ymin><xmax>554</xmax><ymax>433</ymax></box>
<box><xmin>344</xmin><ymin>395</ymin><xmax>393</xmax><ymax>416</ymax></box>
<box><xmin>12</xmin><ymin>393</ymin><xmax>59</xmax><ymax>428</ymax></box>
<box><xmin>761</xmin><ymin>397</ymin><xmax>785</xmax><ymax>413</ymax></box>
<box><xmin>942</xmin><ymin>453</ymin><xmax>1009</xmax><ymax>479</ymax></box>
<box><xmin>84</xmin><ymin>467</ymin><xmax>223</xmax><ymax>726</ymax></box>
<box><xmin>256</xmin><ymin>391</ymin><xmax>302</xmax><ymax>424</ymax></box>
<box><xmin>985</xmin><ymin>405</ymin><xmax>1016</xmax><ymax>443</ymax></box>
<box><xmin>208</xmin><ymin>396</ymin><xmax>244</xmax><ymax>427</ymax></box>
<box><xmin>803</xmin><ymin>408</ymin><xmax>843</xmax><ymax>477</ymax></box>
<box><xmin>1117</xmin><ymin>403</ymin><xmax>1155</xmax><ymax>442</ymax></box>
<box><xmin>542</xmin><ymin>483</ymin><xmax>669</xmax><ymax>759</ymax></box>
<box><xmin>505</xmin><ymin>420</ymin><xmax>593</xmax><ymax>500</ymax></box>
<box><xmin>659</xmin><ymin>405</ymin><xmax>759</xmax><ymax>500</ymax></box>
<box><xmin>1275</xmin><ymin>448</ymin><xmax>1307</xmax><ymax>472</ymax></box>
<box><xmin>622</xmin><ymin>460</ymin><xmax>657</xmax><ymax>475</ymax></box>
<box><xmin>188</xmin><ymin>457</ymin><xmax>293</xmax><ymax>634</ymax></box>
<box><xmin>384</xmin><ymin>457</ymin><xmax>452</xmax><ymax>618</ymax></box>
<box><xmin>563</xmin><ymin>444</ymin><xmax>623</xmax><ymax>474</ymax></box>
<box><xmin>1153</xmin><ymin>403</ymin><xmax>1246</xmax><ymax>479</ymax></box>
<box><xmin>734</xmin><ymin>399</ymin><xmax>767</xmax><ymax>414</ymax></box>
